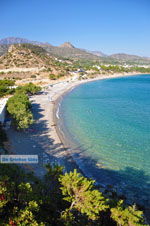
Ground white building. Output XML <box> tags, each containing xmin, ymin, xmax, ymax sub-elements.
<box><xmin>0</xmin><ymin>98</ymin><xmax>8</xmax><ymax>124</ymax></box>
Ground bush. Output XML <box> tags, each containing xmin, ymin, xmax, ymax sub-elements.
<box><xmin>16</xmin><ymin>83</ymin><xmax>41</xmax><ymax>95</ymax></box>
<box><xmin>30</xmin><ymin>74</ymin><xmax>37</xmax><ymax>78</ymax></box>
<box><xmin>7</xmin><ymin>92</ymin><xmax>34</xmax><ymax>129</ymax></box>
<box><xmin>0</xmin><ymin>79</ymin><xmax>15</xmax><ymax>87</ymax></box>
<box><xmin>49</xmin><ymin>74</ymin><xmax>57</xmax><ymax>80</ymax></box>
<box><xmin>0</xmin><ymin>79</ymin><xmax>15</xmax><ymax>97</ymax></box>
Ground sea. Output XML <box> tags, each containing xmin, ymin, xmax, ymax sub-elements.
<box><xmin>58</xmin><ymin>74</ymin><xmax>150</xmax><ymax>206</ymax></box>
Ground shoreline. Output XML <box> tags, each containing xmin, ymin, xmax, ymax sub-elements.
<box><xmin>51</xmin><ymin>72</ymin><xmax>141</xmax><ymax>173</ymax></box>
<box><xmin>6</xmin><ymin>72</ymin><xmax>150</xmax><ymax>212</ymax></box>
<box><xmin>51</xmin><ymin>72</ymin><xmax>150</xmax><ymax>213</ymax></box>
<box><xmin>6</xmin><ymin>72</ymin><xmax>142</xmax><ymax>175</ymax></box>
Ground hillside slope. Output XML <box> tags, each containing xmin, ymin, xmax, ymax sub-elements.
<box><xmin>0</xmin><ymin>37</ymin><xmax>150</xmax><ymax>65</ymax></box>
<box><xmin>42</xmin><ymin>43</ymin><xmax>101</xmax><ymax>60</ymax></box>
<box><xmin>0</xmin><ymin>45</ymin><xmax>9</xmax><ymax>56</ymax></box>
<box><xmin>0</xmin><ymin>44</ymin><xmax>50</xmax><ymax>69</ymax></box>
<box><xmin>0</xmin><ymin>37</ymin><xmax>100</xmax><ymax>61</ymax></box>
<box><xmin>110</xmin><ymin>53</ymin><xmax>150</xmax><ymax>64</ymax></box>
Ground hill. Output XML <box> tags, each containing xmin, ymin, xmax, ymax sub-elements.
<box><xmin>110</xmin><ymin>53</ymin><xmax>150</xmax><ymax>64</ymax></box>
<box><xmin>0</xmin><ymin>43</ymin><xmax>50</xmax><ymax>69</ymax></box>
<box><xmin>85</xmin><ymin>50</ymin><xmax>107</xmax><ymax>57</ymax></box>
<box><xmin>59</xmin><ymin>42</ymin><xmax>75</xmax><ymax>48</ymax></box>
<box><xmin>42</xmin><ymin>44</ymin><xmax>100</xmax><ymax>60</ymax></box>
<box><xmin>0</xmin><ymin>38</ymin><xmax>103</xmax><ymax>61</ymax></box>
<box><xmin>0</xmin><ymin>37</ymin><xmax>150</xmax><ymax>65</ymax></box>
<box><xmin>0</xmin><ymin>43</ymin><xmax>72</xmax><ymax>84</ymax></box>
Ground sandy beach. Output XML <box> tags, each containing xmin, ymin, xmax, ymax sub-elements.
<box><xmin>6</xmin><ymin>72</ymin><xmax>141</xmax><ymax>177</ymax></box>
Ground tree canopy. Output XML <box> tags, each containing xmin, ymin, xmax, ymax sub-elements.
<box><xmin>7</xmin><ymin>92</ymin><xmax>34</xmax><ymax>129</ymax></box>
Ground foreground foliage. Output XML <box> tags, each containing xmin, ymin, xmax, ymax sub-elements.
<box><xmin>111</xmin><ymin>200</ymin><xmax>145</xmax><ymax>226</ymax></box>
<box><xmin>59</xmin><ymin>170</ymin><xmax>108</xmax><ymax>220</ymax></box>
<box><xmin>0</xmin><ymin>163</ymin><xmax>148</xmax><ymax>226</ymax></box>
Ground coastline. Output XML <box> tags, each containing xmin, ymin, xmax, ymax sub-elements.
<box><xmin>6</xmin><ymin>72</ymin><xmax>142</xmax><ymax>176</ymax></box>
<box><xmin>51</xmin><ymin>72</ymin><xmax>150</xmax><ymax>215</ymax></box>
<box><xmin>50</xmin><ymin>72</ymin><xmax>141</xmax><ymax>173</ymax></box>
<box><xmin>7</xmin><ymin>72</ymin><xmax>150</xmax><ymax>212</ymax></box>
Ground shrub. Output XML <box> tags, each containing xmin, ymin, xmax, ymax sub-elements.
<box><xmin>0</xmin><ymin>79</ymin><xmax>15</xmax><ymax>97</ymax></box>
<box><xmin>16</xmin><ymin>83</ymin><xmax>41</xmax><ymax>95</ymax></box>
<box><xmin>49</xmin><ymin>74</ymin><xmax>57</xmax><ymax>80</ymax></box>
<box><xmin>7</xmin><ymin>92</ymin><xmax>34</xmax><ymax>129</ymax></box>
<box><xmin>59</xmin><ymin>169</ymin><xmax>109</xmax><ymax>220</ymax></box>
<box><xmin>30</xmin><ymin>74</ymin><xmax>37</xmax><ymax>78</ymax></box>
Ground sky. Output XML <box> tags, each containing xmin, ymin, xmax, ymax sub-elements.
<box><xmin>0</xmin><ymin>0</ymin><xmax>150</xmax><ymax>56</ymax></box>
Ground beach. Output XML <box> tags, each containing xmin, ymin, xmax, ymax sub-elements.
<box><xmin>6</xmin><ymin>72</ymin><xmax>140</xmax><ymax>177</ymax></box>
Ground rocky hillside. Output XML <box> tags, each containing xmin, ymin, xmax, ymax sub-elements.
<box><xmin>0</xmin><ymin>37</ymin><xmax>102</xmax><ymax>61</ymax></box>
<box><xmin>59</xmin><ymin>42</ymin><xmax>75</xmax><ymax>48</ymax></box>
<box><xmin>0</xmin><ymin>45</ymin><xmax>9</xmax><ymax>56</ymax></box>
<box><xmin>42</xmin><ymin>42</ymin><xmax>101</xmax><ymax>60</ymax></box>
<box><xmin>84</xmin><ymin>50</ymin><xmax>107</xmax><ymax>57</ymax></box>
<box><xmin>0</xmin><ymin>43</ymin><xmax>72</xmax><ymax>84</ymax></box>
<box><xmin>0</xmin><ymin>44</ymin><xmax>51</xmax><ymax>69</ymax></box>
<box><xmin>0</xmin><ymin>37</ymin><xmax>150</xmax><ymax>65</ymax></box>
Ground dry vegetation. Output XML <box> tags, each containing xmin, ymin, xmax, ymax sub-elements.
<box><xmin>0</xmin><ymin>44</ymin><xmax>71</xmax><ymax>85</ymax></box>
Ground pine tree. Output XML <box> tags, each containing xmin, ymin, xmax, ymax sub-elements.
<box><xmin>59</xmin><ymin>169</ymin><xmax>108</xmax><ymax>221</ymax></box>
<box><xmin>111</xmin><ymin>200</ymin><xmax>147</xmax><ymax>226</ymax></box>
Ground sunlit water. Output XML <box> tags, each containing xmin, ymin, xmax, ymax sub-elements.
<box><xmin>59</xmin><ymin>74</ymin><xmax>150</xmax><ymax>206</ymax></box>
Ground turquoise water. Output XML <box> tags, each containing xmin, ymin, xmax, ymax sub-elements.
<box><xmin>59</xmin><ymin>74</ymin><xmax>150</xmax><ymax>206</ymax></box>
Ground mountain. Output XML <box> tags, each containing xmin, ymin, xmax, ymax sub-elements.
<box><xmin>85</xmin><ymin>50</ymin><xmax>107</xmax><ymax>57</ymax></box>
<box><xmin>42</xmin><ymin>44</ymin><xmax>100</xmax><ymax>60</ymax></box>
<box><xmin>110</xmin><ymin>53</ymin><xmax>150</xmax><ymax>64</ymax></box>
<box><xmin>0</xmin><ymin>37</ymin><xmax>150</xmax><ymax>64</ymax></box>
<box><xmin>0</xmin><ymin>37</ymin><xmax>100</xmax><ymax>60</ymax></box>
<box><xmin>59</xmin><ymin>42</ymin><xmax>75</xmax><ymax>48</ymax></box>
<box><xmin>0</xmin><ymin>37</ymin><xmax>48</xmax><ymax>46</ymax></box>
<box><xmin>110</xmin><ymin>53</ymin><xmax>143</xmax><ymax>60</ymax></box>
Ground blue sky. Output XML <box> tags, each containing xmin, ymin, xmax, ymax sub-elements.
<box><xmin>0</xmin><ymin>0</ymin><xmax>150</xmax><ymax>56</ymax></box>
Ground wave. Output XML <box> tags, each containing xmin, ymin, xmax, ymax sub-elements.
<box><xmin>56</xmin><ymin>103</ymin><xmax>61</xmax><ymax>119</ymax></box>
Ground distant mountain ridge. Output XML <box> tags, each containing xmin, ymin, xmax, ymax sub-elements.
<box><xmin>0</xmin><ymin>37</ymin><xmax>49</xmax><ymax>46</ymax></box>
<box><xmin>110</xmin><ymin>53</ymin><xmax>150</xmax><ymax>60</ymax></box>
<box><xmin>0</xmin><ymin>37</ymin><xmax>150</xmax><ymax>64</ymax></box>
<box><xmin>89</xmin><ymin>51</ymin><xmax>107</xmax><ymax>57</ymax></box>
<box><xmin>0</xmin><ymin>37</ymin><xmax>101</xmax><ymax>60</ymax></box>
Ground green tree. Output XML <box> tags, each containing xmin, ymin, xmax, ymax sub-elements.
<box><xmin>0</xmin><ymin>79</ymin><xmax>15</xmax><ymax>97</ymax></box>
<box><xmin>59</xmin><ymin>169</ymin><xmax>108</xmax><ymax>221</ymax></box>
<box><xmin>8</xmin><ymin>201</ymin><xmax>45</xmax><ymax>226</ymax></box>
<box><xmin>7</xmin><ymin>92</ymin><xmax>34</xmax><ymax>129</ymax></box>
<box><xmin>111</xmin><ymin>200</ymin><xmax>146</xmax><ymax>226</ymax></box>
<box><xmin>16</xmin><ymin>83</ymin><xmax>41</xmax><ymax>95</ymax></box>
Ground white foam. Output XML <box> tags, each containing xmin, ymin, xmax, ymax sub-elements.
<box><xmin>56</xmin><ymin>103</ymin><xmax>60</xmax><ymax>119</ymax></box>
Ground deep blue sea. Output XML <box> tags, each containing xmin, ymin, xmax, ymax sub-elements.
<box><xmin>59</xmin><ymin>74</ymin><xmax>150</xmax><ymax>206</ymax></box>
